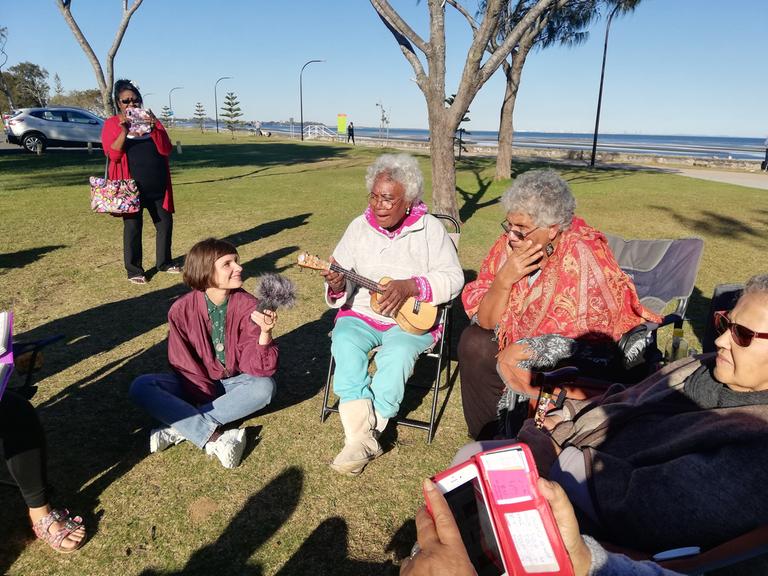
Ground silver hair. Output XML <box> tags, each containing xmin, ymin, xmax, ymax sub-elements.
<box><xmin>744</xmin><ymin>274</ymin><xmax>768</xmax><ymax>295</ymax></box>
<box><xmin>365</xmin><ymin>154</ymin><xmax>424</xmax><ymax>202</ymax></box>
<box><xmin>500</xmin><ymin>169</ymin><xmax>576</xmax><ymax>229</ymax></box>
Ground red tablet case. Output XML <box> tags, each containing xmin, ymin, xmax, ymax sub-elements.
<box><xmin>429</xmin><ymin>442</ymin><xmax>574</xmax><ymax>576</ymax></box>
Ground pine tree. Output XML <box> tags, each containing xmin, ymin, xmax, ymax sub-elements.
<box><xmin>220</xmin><ymin>92</ymin><xmax>243</xmax><ymax>139</ymax></box>
<box><xmin>160</xmin><ymin>105</ymin><xmax>171</xmax><ymax>125</ymax></box>
<box><xmin>194</xmin><ymin>102</ymin><xmax>206</xmax><ymax>133</ymax></box>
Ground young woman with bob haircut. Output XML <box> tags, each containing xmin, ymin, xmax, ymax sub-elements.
<box><xmin>129</xmin><ymin>238</ymin><xmax>278</xmax><ymax>468</ymax></box>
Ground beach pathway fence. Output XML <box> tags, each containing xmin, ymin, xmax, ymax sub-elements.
<box><xmin>303</xmin><ymin>124</ymin><xmax>343</xmax><ymax>141</ymax></box>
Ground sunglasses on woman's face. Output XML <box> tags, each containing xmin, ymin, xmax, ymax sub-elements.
<box><xmin>120</xmin><ymin>98</ymin><xmax>141</xmax><ymax>105</ymax></box>
<box><xmin>714</xmin><ymin>310</ymin><xmax>768</xmax><ymax>347</ymax></box>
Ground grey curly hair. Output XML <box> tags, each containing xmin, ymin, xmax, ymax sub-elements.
<box><xmin>365</xmin><ymin>154</ymin><xmax>424</xmax><ymax>202</ymax></box>
<box><xmin>501</xmin><ymin>169</ymin><xmax>576</xmax><ymax>230</ymax></box>
<box><xmin>744</xmin><ymin>274</ymin><xmax>768</xmax><ymax>295</ymax></box>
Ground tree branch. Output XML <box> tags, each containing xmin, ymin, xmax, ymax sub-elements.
<box><xmin>445</xmin><ymin>0</ymin><xmax>478</xmax><ymax>32</ymax></box>
<box><xmin>372</xmin><ymin>8</ymin><xmax>428</xmax><ymax>86</ymax></box>
<box><xmin>54</xmin><ymin>0</ymin><xmax>109</xmax><ymax>100</ymax></box>
<box><xmin>369</xmin><ymin>0</ymin><xmax>429</xmax><ymax>54</ymax></box>
<box><xmin>479</xmin><ymin>0</ymin><xmax>566</xmax><ymax>85</ymax></box>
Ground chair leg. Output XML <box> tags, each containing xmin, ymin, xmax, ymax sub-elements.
<box><xmin>427</xmin><ymin>328</ymin><xmax>451</xmax><ymax>444</ymax></box>
<box><xmin>320</xmin><ymin>355</ymin><xmax>336</xmax><ymax>422</ymax></box>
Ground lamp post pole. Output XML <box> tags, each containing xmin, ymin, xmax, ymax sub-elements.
<box><xmin>589</xmin><ymin>4</ymin><xmax>620</xmax><ymax>168</ymax></box>
<box><xmin>299</xmin><ymin>59</ymin><xmax>324</xmax><ymax>141</ymax></box>
<box><xmin>168</xmin><ymin>86</ymin><xmax>183</xmax><ymax>127</ymax></box>
<box><xmin>214</xmin><ymin>76</ymin><xmax>232</xmax><ymax>133</ymax></box>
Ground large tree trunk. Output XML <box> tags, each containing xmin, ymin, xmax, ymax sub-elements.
<box><xmin>494</xmin><ymin>40</ymin><xmax>532</xmax><ymax>181</ymax></box>
<box><xmin>495</xmin><ymin>67</ymin><xmax>517</xmax><ymax>181</ymax></box>
<box><xmin>429</xmin><ymin>115</ymin><xmax>460</xmax><ymax>221</ymax></box>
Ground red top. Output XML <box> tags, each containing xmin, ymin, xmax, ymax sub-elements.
<box><xmin>101</xmin><ymin>115</ymin><xmax>175</xmax><ymax>213</ymax></box>
<box><xmin>462</xmin><ymin>217</ymin><xmax>661</xmax><ymax>350</ymax></box>
<box><xmin>167</xmin><ymin>289</ymin><xmax>279</xmax><ymax>404</ymax></box>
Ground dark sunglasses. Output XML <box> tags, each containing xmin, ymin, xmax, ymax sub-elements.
<box><xmin>501</xmin><ymin>220</ymin><xmax>538</xmax><ymax>241</ymax></box>
<box><xmin>714</xmin><ymin>310</ymin><xmax>768</xmax><ymax>347</ymax></box>
<box><xmin>120</xmin><ymin>98</ymin><xmax>141</xmax><ymax>105</ymax></box>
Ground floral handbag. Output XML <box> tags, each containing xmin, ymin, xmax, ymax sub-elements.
<box><xmin>90</xmin><ymin>159</ymin><xmax>140</xmax><ymax>214</ymax></box>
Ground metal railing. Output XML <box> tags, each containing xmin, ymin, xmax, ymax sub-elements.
<box><xmin>303</xmin><ymin>124</ymin><xmax>340</xmax><ymax>141</ymax></box>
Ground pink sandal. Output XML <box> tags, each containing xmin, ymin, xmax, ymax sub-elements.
<box><xmin>32</xmin><ymin>508</ymin><xmax>86</xmax><ymax>553</ymax></box>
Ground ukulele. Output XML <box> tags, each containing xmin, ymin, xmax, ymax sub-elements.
<box><xmin>297</xmin><ymin>252</ymin><xmax>438</xmax><ymax>335</ymax></box>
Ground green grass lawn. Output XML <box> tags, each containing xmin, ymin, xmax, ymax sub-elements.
<box><xmin>0</xmin><ymin>130</ymin><xmax>765</xmax><ymax>575</ymax></box>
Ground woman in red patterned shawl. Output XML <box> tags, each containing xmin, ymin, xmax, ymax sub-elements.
<box><xmin>459</xmin><ymin>169</ymin><xmax>660</xmax><ymax>440</ymax></box>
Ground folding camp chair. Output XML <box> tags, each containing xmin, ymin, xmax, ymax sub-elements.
<box><xmin>523</xmin><ymin>235</ymin><xmax>705</xmax><ymax>423</ymax></box>
<box><xmin>319</xmin><ymin>214</ymin><xmax>460</xmax><ymax>443</ymax></box>
<box><xmin>538</xmin><ymin>280</ymin><xmax>768</xmax><ymax>574</ymax></box>
<box><xmin>10</xmin><ymin>334</ymin><xmax>65</xmax><ymax>399</ymax></box>
<box><xmin>604</xmin><ymin>234</ymin><xmax>705</xmax><ymax>367</ymax></box>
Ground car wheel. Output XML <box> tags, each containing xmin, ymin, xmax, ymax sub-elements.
<box><xmin>22</xmin><ymin>133</ymin><xmax>47</xmax><ymax>153</ymax></box>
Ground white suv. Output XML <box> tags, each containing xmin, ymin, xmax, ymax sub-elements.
<box><xmin>5</xmin><ymin>107</ymin><xmax>105</xmax><ymax>152</ymax></box>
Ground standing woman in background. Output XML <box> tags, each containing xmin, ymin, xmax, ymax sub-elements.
<box><xmin>101</xmin><ymin>79</ymin><xmax>180</xmax><ymax>285</ymax></box>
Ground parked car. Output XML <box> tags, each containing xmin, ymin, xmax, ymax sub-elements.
<box><xmin>5</xmin><ymin>107</ymin><xmax>105</xmax><ymax>152</ymax></box>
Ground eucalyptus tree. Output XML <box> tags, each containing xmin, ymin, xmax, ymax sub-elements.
<box><xmin>482</xmin><ymin>0</ymin><xmax>641</xmax><ymax>179</ymax></box>
<box><xmin>370</xmin><ymin>0</ymin><xmax>568</xmax><ymax>219</ymax></box>
<box><xmin>55</xmin><ymin>0</ymin><xmax>144</xmax><ymax>116</ymax></box>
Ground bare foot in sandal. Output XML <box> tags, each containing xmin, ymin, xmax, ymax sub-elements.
<box><xmin>30</xmin><ymin>505</ymin><xmax>87</xmax><ymax>553</ymax></box>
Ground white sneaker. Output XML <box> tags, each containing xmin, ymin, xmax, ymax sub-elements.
<box><xmin>149</xmin><ymin>426</ymin><xmax>185</xmax><ymax>453</ymax></box>
<box><xmin>205</xmin><ymin>428</ymin><xmax>246</xmax><ymax>469</ymax></box>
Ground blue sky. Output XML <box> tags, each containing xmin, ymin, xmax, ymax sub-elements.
<box><xmin>2</xmin><ymin>0</ymin><xmax>766</xmax><ymax>137</ymax></box>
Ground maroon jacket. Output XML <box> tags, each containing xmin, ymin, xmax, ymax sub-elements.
<box><xmin>101</xmin><ymin>115</ymin><xmax>175</xmax><ymax>213</ymax></box>
<box><xmin>167</xmin><ymin>289</ymin><xmax>278</xmax><ymax>404</ymax></box>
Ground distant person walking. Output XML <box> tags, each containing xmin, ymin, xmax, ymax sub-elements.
<box><xmin>101</xmin><ymin>79</ymin><xmax>180</xmax><ymax>285</ymax></box>
<box><xmin>763</xmin><ymin>136</ymin><xmax>768</xmax><ymax>171</ymax></box>
<box><xmin>347</xmin><ymin>122</ymin><xmax>355</xmax><ymax>145</ymax></box>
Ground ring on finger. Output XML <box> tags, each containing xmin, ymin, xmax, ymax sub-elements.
<box><xmin>409</xmin><ymin>542</ymin><xmax>421</xmax><ymax>560</ymax></box>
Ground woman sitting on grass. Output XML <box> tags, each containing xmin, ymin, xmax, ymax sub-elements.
<box><xmin>129</xmin><ymin>238</ymin><xmax>278</xmax><ymax>469</ymax></box>
<box><xmin>1</xmin><ymin>390</ymin><xmax>86</xmax><ymax>553</ymax></box>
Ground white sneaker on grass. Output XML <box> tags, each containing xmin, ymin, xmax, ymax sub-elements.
<box><xmin>149</xmin><ymin>426</ymin><xmax>185</xmax><ymax>453</ymax></box>
<box><xmin>205</xmin><ymin>428</ymin><xmax>247</xmax><ymax>469</ymax></box>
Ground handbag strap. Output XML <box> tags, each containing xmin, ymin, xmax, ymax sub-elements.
<box><xmin>103</xmin><ymin>156</ymin><xmax>109</xmax><ymax>179</ymax></box>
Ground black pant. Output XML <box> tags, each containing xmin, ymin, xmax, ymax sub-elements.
<box><xmin>0</xmin><ymin>391</ymin><xmax>49</xmax><ymax>508</ymax></box>
<box><xmin>458</xmin><ymin>324</ymin><xmax>507</xmax><ymax>440</ymax></box>
<box><xmin>123</xmin><ymin>197</ymin><xmax>174</xmax><ymax>277</ymax></box>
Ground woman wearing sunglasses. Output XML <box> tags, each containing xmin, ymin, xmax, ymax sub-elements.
<box><xmin>458</xmin><ymin>169</ymin><xmax>660</xmax><ymax>440</ymax></box>
<box><xmin>453</xmin><ymin>273</ymin><xmax>768</xmax><ymax>556</ymax></box>
<box><xmin>101</xmin><ymin>79</ymin><xmax>179</xmax><ymax>285</ymax></box>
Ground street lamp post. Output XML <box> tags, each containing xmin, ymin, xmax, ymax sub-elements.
<box><xmin>214</xmin><ymin>76</ymin><xmax>232</xmax><ymax>133</ymax></box>
<box><xmin>589</xmin><ymin>4</ymin><xmax>621</xmax><ymax>168</ymax></box>
<box><xmin>299</xmin><ymin>59</ymin><xmax>324</xmax><ymax>141</ymax></box>
<box><xmin>168</xmin><ymin>86</ymin><xmax>183</xmax><ymax>127</ymax></box>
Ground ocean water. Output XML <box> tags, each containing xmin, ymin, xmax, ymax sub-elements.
<box><xmin>175</xmin><ymin>119</ymin><xmax>766</xmax><ymax>161</ymax></box>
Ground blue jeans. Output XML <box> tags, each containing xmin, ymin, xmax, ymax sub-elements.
<box><xmin>129</xmin><ymin>372</ymin><xmax>275</xmax><ymax>448</ymax></box>
<box><xmin>331</xmin><ymin>316</ymin><xmax>433</xmax><ymax>419</ymax></box>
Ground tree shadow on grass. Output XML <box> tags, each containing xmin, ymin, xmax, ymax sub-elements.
<box><xmin>646</xmin><ymin>206</ymin><xmax>768</xmax><ymax>245</ymax></box>
<box><xmin>1</xmin><ymin>142</ymin><xmax>349</xmax><ymax>191</ymax></box>
<box><xmin>0</xmin><ymin>245</ymin><xmax>66</xmax><ymax>270</ymax></box>
<box><xmin>14</xmin><ymin>214</ymin><xmax>310</xmax><ymax>386</ymax></box>
<box><xmin>134</xmin><ymin>464</ymin><xmax>399</xmax><ymax>576</ymax></box>
<box><xmin>457</xmin><ymin>165</ymin><xmax>498</xmax><ymax>225</ymax></box>
<box><xmin>137</xmin><ymin>466</ymin><xmax>304</xmax><ymax>576</ymax></box>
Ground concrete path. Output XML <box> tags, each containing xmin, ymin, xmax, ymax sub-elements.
<box><xmin>668</xmin><ymin>167</ymin><xmax>768</xmax><ymax>190</ymax></box>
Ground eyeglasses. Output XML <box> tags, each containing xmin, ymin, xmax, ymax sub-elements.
<box><xmin>120</xmin><ymin>98</ymin><xmax>141</xmax><ymax>105</ymax></box>
<box><xmin>501</xmin><ymin>220</ymin><xmax>539</xmax><ymax>241</ymax></box>
<box><xmin>714</xmin><ymin>310</ymin><xmax>768</xmax><ymax>347</ymax></box>
<box><xmin>369</xmin><ymin>193</ymin><xmax>401</xmax><ymax>209</ymax></box>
